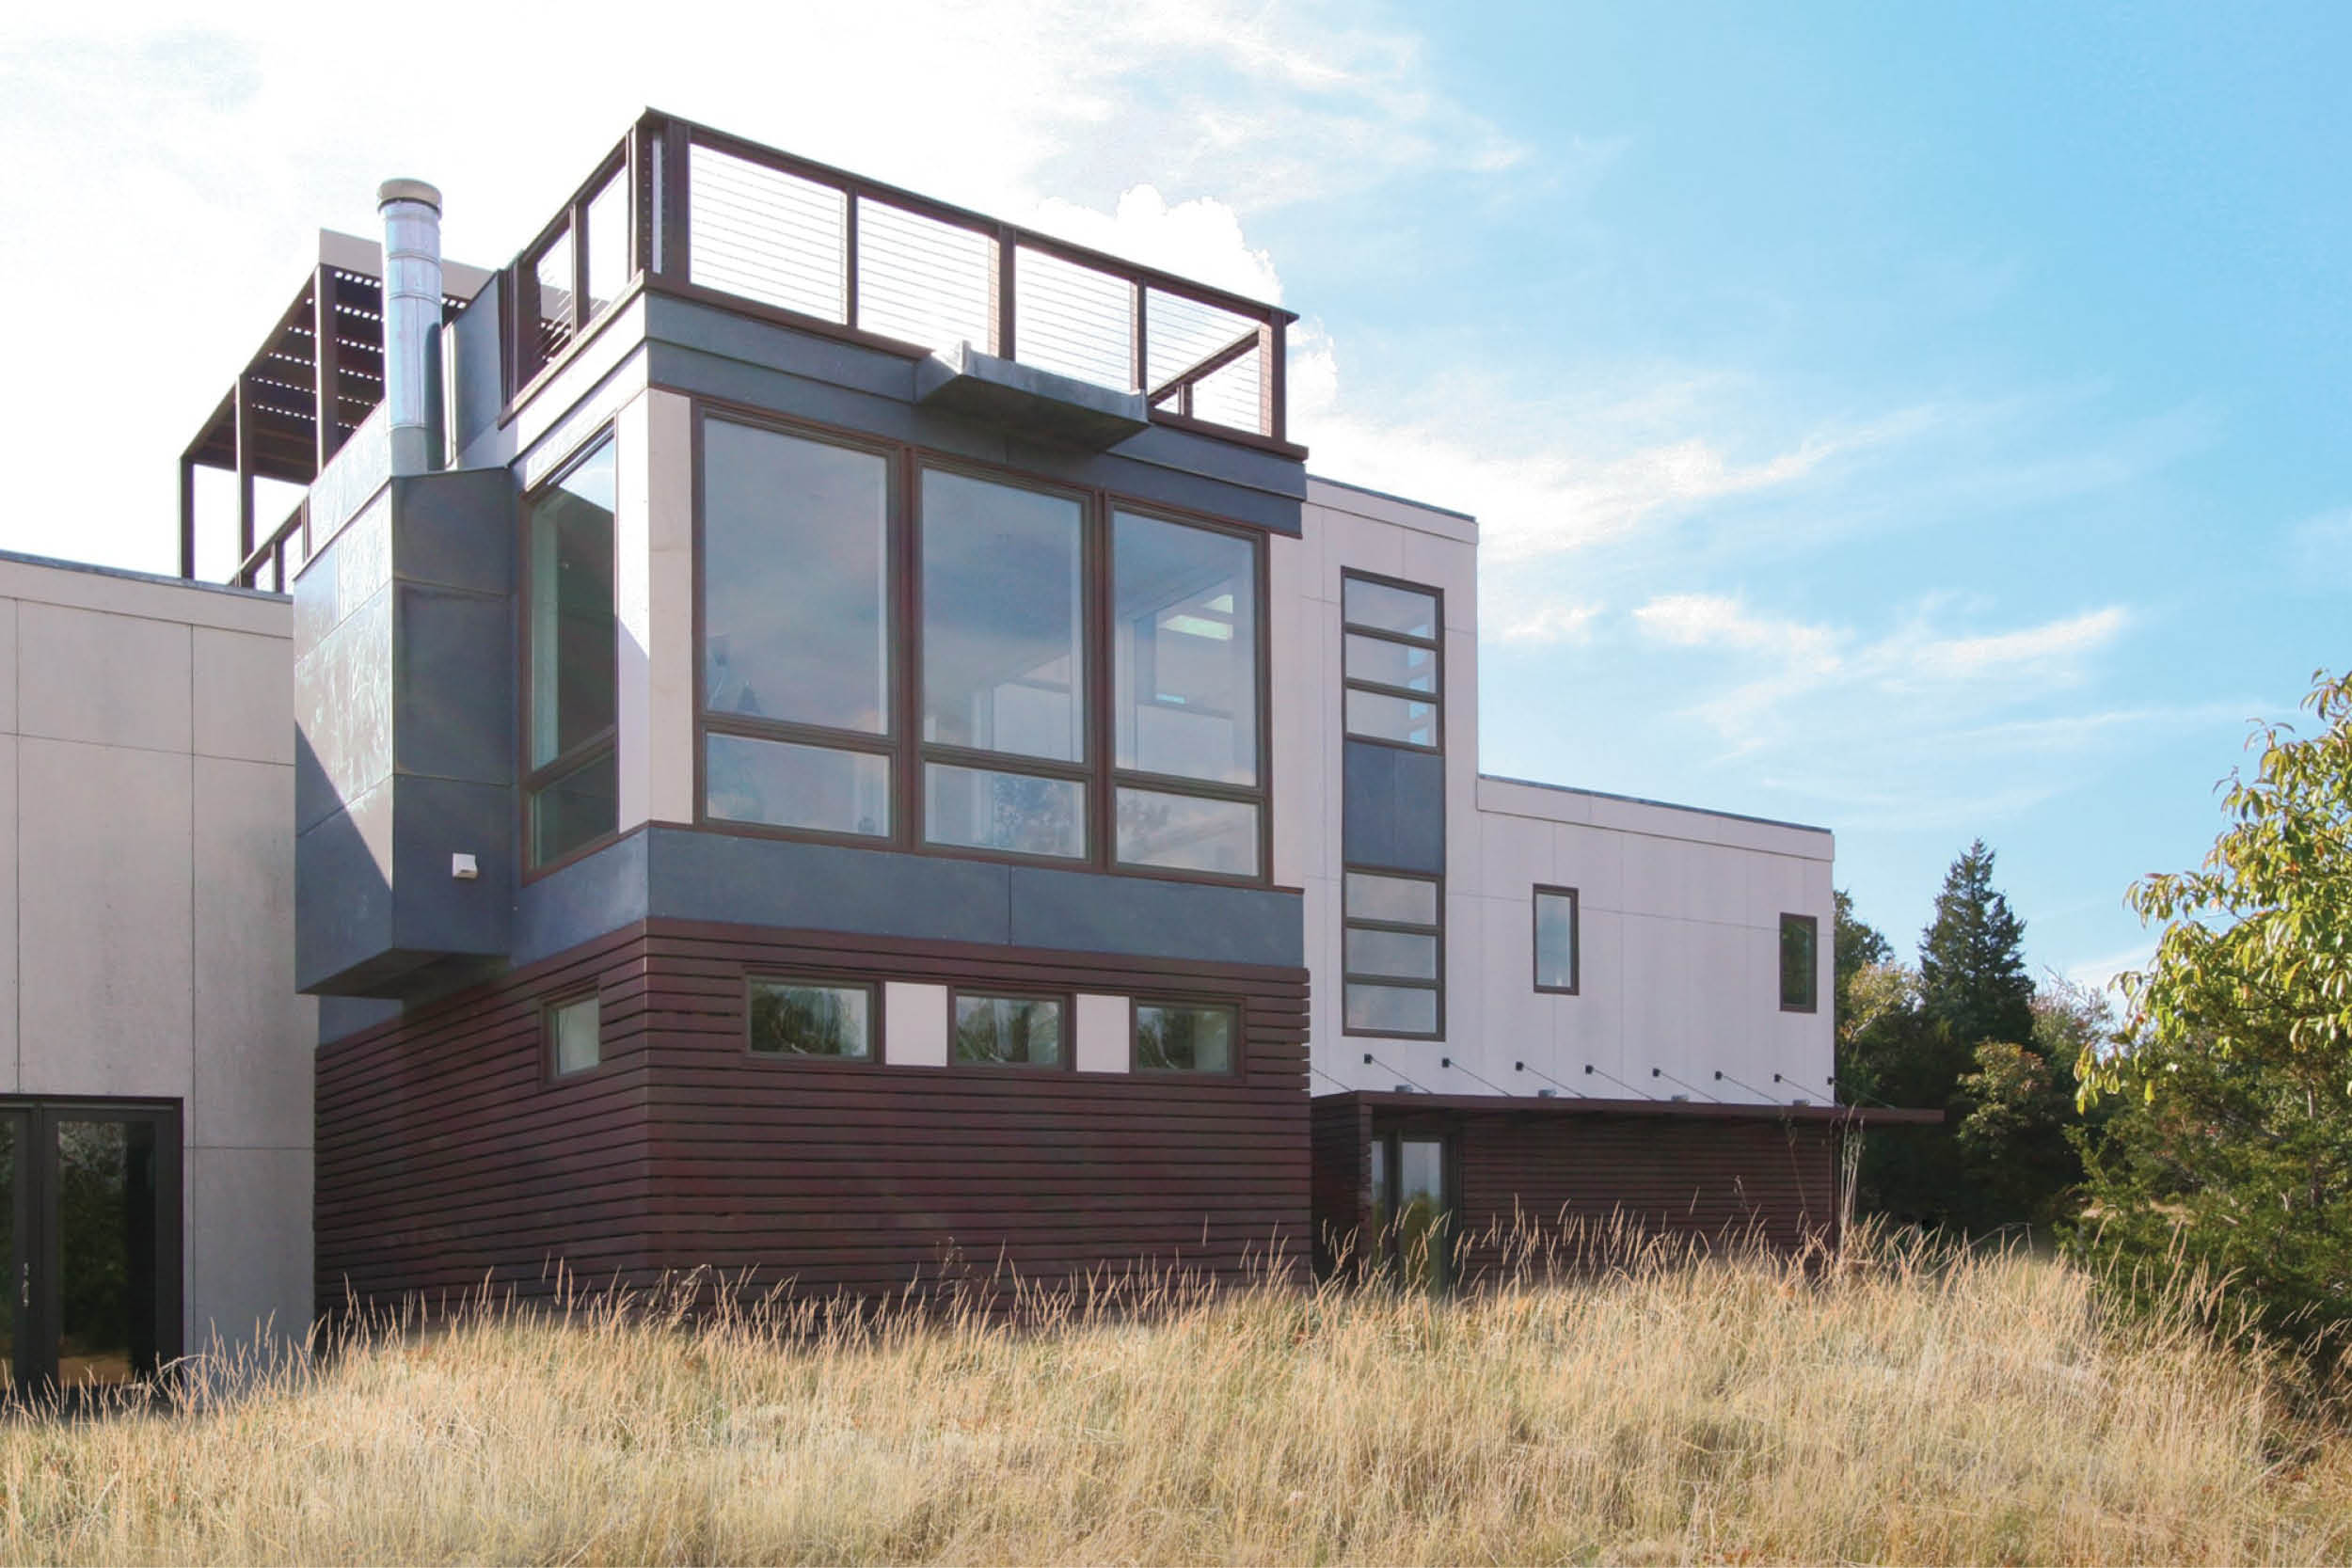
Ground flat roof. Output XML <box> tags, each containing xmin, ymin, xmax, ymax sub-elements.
<box><xmin>1479</xmin><ymin>772</ymin><xmax>1833</xmax><ymax>837</ymax></box>
<box><xmin>1304</xmin><ymin>471</ymin><xmax>1479</xmax><ymax>523</ymax></box>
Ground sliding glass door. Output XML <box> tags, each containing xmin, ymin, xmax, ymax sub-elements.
<box><xmin>0</xmin><ymin>1101</ymin><xmax>180</xmax><ymax>1397</ymax></box>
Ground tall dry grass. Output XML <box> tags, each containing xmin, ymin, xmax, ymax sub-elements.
<box><xmin>3</xmin><ymin>1226</ymin><xmax>2348</xmax><ymax>1565</ymax></box>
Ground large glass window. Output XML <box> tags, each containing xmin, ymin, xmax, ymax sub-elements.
<box><xmin>689</xmin><ymin>421</ymin><xmax>1271</xmax><ymax>881</ymax></box>
<box><xmin>1343</xmin><ymin>869</ymin><xmax>1443</xmax><ymax>1037</ymax></box>
<box><xmin>699</xmin><ymin>420</ymin><xmax>895</xmax><ymax>840</ymax></box>
<box><xmin>1534</xmin><ymin>885</ymin><xmax>1579</xmax><ymax>993</ymax></box>
<box><xmin>922</xmin><ymin>469</ymin><xmax>1085</xmax><ymax>763</ymax></box>
<box><xmin>953</xmin><ymin>993</ymin><xmax>1065</xmax><ymax>1067</ymax></box>
<box><xmin>526</xmin><ymin>435</ymin><xmax>618</xmax><ymax>866</ymax></box>
<box><xmin>1342</xmin><ymin>575</ymin><xmax>1441</xmax><ymax>752</ymax></box>
<box><xmin>703</xmin><ymin>420</ymin><xmax>890</xmax><ymax>735</ymax></box>
<box><xmin>748</xmin><ymin>979</ymin><xmax>874</xmax><ymax>1059</ymax></box>
<box><xmin>1113</xmin><ymin>512</ymin><xmax>1257</xmax><ymax>784</ymax></box>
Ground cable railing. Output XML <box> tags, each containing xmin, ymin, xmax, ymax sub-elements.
<box><xmin>507</xmin><ymin>112</ymin><xmax>1295</xmax><ymax>447</ymax></box>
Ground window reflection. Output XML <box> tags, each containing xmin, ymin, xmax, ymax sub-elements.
<box><xmin>925</xmin><ymin>764</ymin><xmax>1085</xmax><ymax>859</ymax></box>
<box><xmin>702</xmin><ymin>421</ymin><xmax>890</xmax><ymax>735</ymax></box>
<box><xmin>1112</xmin><ymin>512</ymin><xmax>1257</xmax><ymax>785</ymax></box>
<box><xmin>921</xmin><ymin>470</ymin><xmax>1084</xmax><ymax>763</ymax></box>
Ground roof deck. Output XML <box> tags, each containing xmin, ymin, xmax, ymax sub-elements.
<box><xmin>180</xmin><ymin>111</ymin><xmax>1299</xmax><ymax>591</ymax></box>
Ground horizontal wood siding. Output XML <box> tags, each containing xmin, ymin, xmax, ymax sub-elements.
<box><xmin>635</xmin><ymin>920</ymin><xmax>1310</xmax><ymax>1299</ymax></box>
<box><xmin>1304</xmin><ymin>1097</ymin><xmax>1842</xmax><ymax>1285</ymax></box>
<box><xmin>314</xmin><ymin>925</ymin><xmax>658</xmax><ymax>1312</ymax></box>
<box><xmin>1310</xmin><ymin>1095</ymin><xmax>1369</xmax><ymax>1277</ymax></box>
<box><xmin>1451</xmin><ymin>1112</ymin><xmax>1839</xmax><ymax>1282</ymax></box>
<box><xmin>317</xmin><ymin>918</ymin><xmax>1311</xmax><ymax>1314</ymax></box>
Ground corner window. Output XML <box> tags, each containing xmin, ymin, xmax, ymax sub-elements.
<box><xmin>1343</xmin><ymin>869</ymin><xmax>1442</xmax><ymax>1037</ymax></box>
<box><xmin>748</xmin><ymin>978</ymin><xmax>874</xmax><ymax>1059</ymax></box>
<box><xmin>1780</xmin><ymin>913</ymin><xmax>1820</xmax><ymax>1012</ymax></box>
<box><xmin>1534</xmin><ymin>886</ymin><xmax>1579</xmax><ymax>993</ymax></box>
<box><xmin>1342</xmin><ymin>576</ymin><xmax>1440</xmax><ymax>751</ymax></box>
<box><xmin>699</xmin><ymin>418</ymin><xmax>894</xmax><ymax>838</ymax></box>
<box><xmin>1111</xmin><ymin>509</ymin><xmax>1265</xmax><ymax>879</ymax></box>
<box><xmin>953</xmin><ymin>993</ymin><xmax>1065</xmax><ymax>1067</ymax></box>
<box><xmin>1136</xmin><ymin>1002</ymin><xmax>1237</xmax><ymax>1072</ymax></box>
<box><xmin>525</xmin><ymin>435</ymin><xmax>618</xmax><ymax>867</ymax></box>
<box><xmin>547</xmin><ymin>991</ymin><xmax>601</xmax><ymax>1078</ymax></box>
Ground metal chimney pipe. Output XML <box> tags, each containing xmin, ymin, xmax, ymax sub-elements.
<box><xmin>377</xmin><ymin>178</ymin><xmax>444</xmax><ymax>477</ymax></box>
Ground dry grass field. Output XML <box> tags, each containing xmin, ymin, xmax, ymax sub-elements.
<box><xmin>3</xmin><ymin>1227</ymin><xmax>2348</xmax><ymax>1565</ymax></box>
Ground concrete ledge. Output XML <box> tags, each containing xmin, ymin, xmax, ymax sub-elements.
<box><xmin>915</xmin><ymin>341</ymin><xmax>1150</xmax><ymax>450</ymax></box>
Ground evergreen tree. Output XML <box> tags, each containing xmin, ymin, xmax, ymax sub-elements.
<box><xmin>1918</xmin><ymin>839</ymin><xmax>2035</xmax><ymax>1050</ymax></box>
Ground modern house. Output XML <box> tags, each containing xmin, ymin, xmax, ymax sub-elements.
<box><xmin>2</xmin><ymin>112</ymin><xmax>1924</xmax><ymax>1393</ymax></box>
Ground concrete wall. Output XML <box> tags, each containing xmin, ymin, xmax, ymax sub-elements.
<box><xmin>0</xmin><ymin>552</ymin><xmax>312</xmax><ymax>1360</ymax></box>
<box><xmin>1280</xmin><ymin>479</ymin><xmax>1836</xmax><ymax>1107</ymax></box>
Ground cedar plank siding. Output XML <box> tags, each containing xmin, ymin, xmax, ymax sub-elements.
<box><xmin>317</xmin><ymin>919</ymin><xmax>1311</xmax><ymax>1314</ymax></box>
<box><xmin>1309</xmin><ymin>1094</ymin><xmax>1369</xmax><ymax>1278</ymax></box>
<box><xmin>1450</xmin><ymin>1112</ymin><xmax>1839</xmax><ymax>1283</ymax></box>
<box><xmin>1304</xmin><ymin>1101</ymin><xmax>1842</xmax><ymax>1287</ymax></box>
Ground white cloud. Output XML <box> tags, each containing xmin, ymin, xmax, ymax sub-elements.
<box><xmin>1025</xmin><ymin>186</ymin><xmax>1282</xmax><ymax>302</ymax></box>
<box><xmin>1905</xmin><ymin>607</ymin><xmax>2130</xmax><ymax>680</ymax></box>
<box><xmin>1488</xmin><ymin>598</ymin><xmax>1602</xmax><ymax>646</ymax></box>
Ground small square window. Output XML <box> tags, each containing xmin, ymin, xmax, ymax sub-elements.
<box><xmin>1534</xmin><ymin>886</ymin><xmax>1579</xmax><ymax>993</ymax></box>
<box><xmin>749</xmin><ymin>979</ymin><xmax>874</xmax><ymax>1059</ymax></box>
<box><xmin>1780</xmin><ymin>914</ymin><xmax>1820</xmax><ymax>1013</ymax></box>
<box><xmin>954</xmin><ymin>994</ymin><xmax>1064</xmax><ymax>1066</ymax></box>
<box><xmin>1136</xmin><ymin>1003</ymin><xmax>1236</xmax><ymax>1072</ymax></box>
<box><xmin>548</xmin><ymin>992</ymin><xmax>601</xmax><ymax>1077</ymax></box>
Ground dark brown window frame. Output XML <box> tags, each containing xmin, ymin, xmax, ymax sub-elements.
<box><xmin>1340</xmin><ymin>864</ymin><xmax>1445</xmax><ymax>1040</ymax></box>
<box><xmin>1779</xmin><ymin>912</ymin><xmax>1820</xmax><ymax>1014</ymax></box>
<box><xmin>543</xmin><ymin>986</ymin><xmax>607</xmax><ymax>1083</ymax></box>
<box><xmin>1129</xmin><ymin>995</ymin><xmax>1244</xmax><ymax>1075</ymax></box>
<box><xmin>1340</xmin><ymin>569</ymin><xmax>1443</xmax><ymax>755</ymax></box>
<box><xmin>519</xmin><ymin>424</ymin><xmax>623</xmax><ymax>879</ymax></box>
<box><xmin>688</xmin><ymin>400</ymin><xmax>1275</xmax><ymax>887</ymax></box>
<box><xmin>1365</xmin><ymin>1125</ymin><xmax>1458</xmax><ymax>1291</ymax></box>
<box><xmin>744</xmin><ymin>973</ymin><xmax>886</xmax><ymax>1066</ymax></box>
<box><xmin>1533</xmin><ymin>884</ymin><xmax>1581</xmax><ymax>995</ymax></box>
<box><xmin>947</xmin><ymin>987</ymin><xmax>1075</xmax><ymax>1070</ymax></box>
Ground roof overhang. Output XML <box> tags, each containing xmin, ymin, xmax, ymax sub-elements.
<box><xmin>1327</xmin><ymin>1090</ymin><xmax>1944</xmax><ymax>1127</ymax></box>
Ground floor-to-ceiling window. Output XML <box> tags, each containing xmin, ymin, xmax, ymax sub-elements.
<box><xmin>0</xmin><ymin>1101</ymin><xmax>180</xmax><ymax>1399</ymax></box>
<box><xmin>692</xmin><ymin>412</ymin><xmax>1271</xmax><ymax>882</ymax></box>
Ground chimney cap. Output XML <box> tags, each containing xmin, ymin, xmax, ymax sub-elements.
<box><xmin>377</xmin><ymin>178</ymin><xmax>443</xmax><ymax>212</ymax></box>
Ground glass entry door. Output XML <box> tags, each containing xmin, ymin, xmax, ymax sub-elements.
<box><xmin>1366</xmin><ymin>1131</ymin><xmax>1454</xmax><ymax>1291</ymax></box>
<box><xmin>0</xmin><ymin>1101</ymin><xmax>180</xmax><ymax>1398</ymax></box>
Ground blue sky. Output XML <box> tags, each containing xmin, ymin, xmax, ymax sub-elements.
<box><xmin>3</xmin><ymin>3</ymin><xmax>2341</xmax><ymax>987</ymax></box>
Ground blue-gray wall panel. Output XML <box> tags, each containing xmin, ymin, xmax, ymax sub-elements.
<box><xmin>644</xmin><ymin>829</ymin><xmax>1013</xmax><ymax>947</ymax></box>
<box><xmin>1007</xmin><ymin>865</ymin><xmax>1303</xmax><ymax>967</ymax></box>
<box><xmin>449</xmin><ymin>285</ymin><xmax>506</xmax><ymax>461</ymax></box>
<box><xmin>642</xmin><ymin>295</ymin><xmax>1304</xmax><ymax>534</ymax></box>
<box><xmin>392</xmin><ymin>583</ymin><xmax>513</xmax><ymax>786</ymax></box>
<box><xmin>389</xmin><ymin>468</ymin><xmax>516</xmax><ymax>593</ymax></box>
<box><xmin>388</xmin><ymin>777</ymin><xmax>516</xmax><ymax>958</ymax></box>
<box><xmin>1342</xmin><ymin>740</ymin><xmax>1447</xmax><ymax>875</ymax></box>
<box><xmin>511</xmin><ymin>829</ymin><xmax>651</xmax><ymax>970</ymax></box>
<box><xmin>294</xmin><ymin>782</ymin><xmax>394</xmax><ymax>991</ymax></box>
<box><xmin>293</xmin><ymin>584</ymin><xmax>394</xmax><ymax>835</ymax></box>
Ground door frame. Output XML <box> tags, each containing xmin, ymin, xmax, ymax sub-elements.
<box><xmin>0</xmin><ymin>1097</ymin><xmax>183</xmax><ymax>1398</ymax></box>
<box><xmin>1365</xmin><ymin>1119</ymin><xmax>1459</xmax><ymax>1291</ymax></box>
